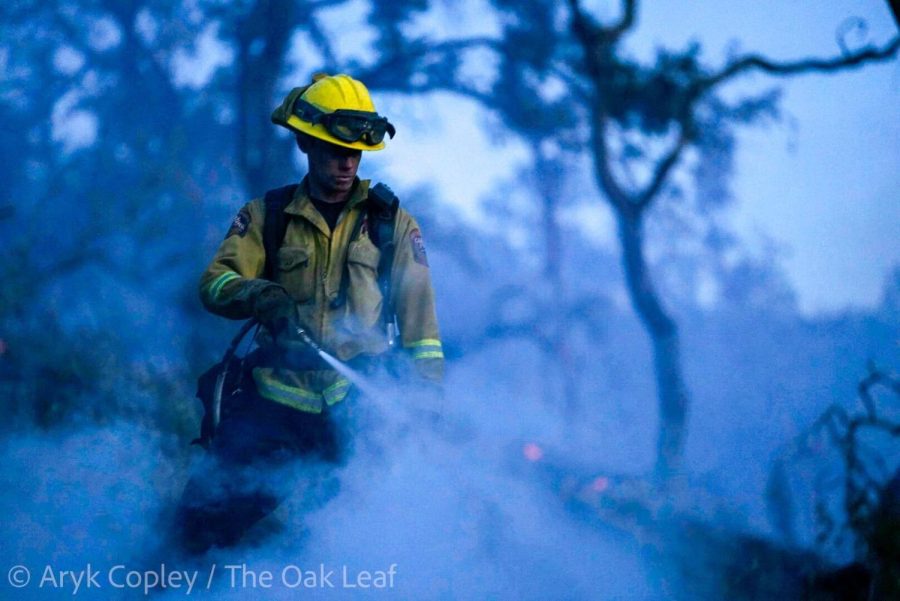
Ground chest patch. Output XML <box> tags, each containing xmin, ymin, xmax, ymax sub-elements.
<box><xmin>225</xmin><ymin>208</ymin><xmax>251</xmax><ymax>239</ymax></box>
<box><xmin>359</xmin><ymin>214</ymin><xmax>369</xmax><ymax>238</ymax></box>
<box><xmin>410</xmin><ymin>228</ymin><xmax>428</xmax><ymax>267</ymax></box>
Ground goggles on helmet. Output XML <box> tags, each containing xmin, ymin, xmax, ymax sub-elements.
<box><xmin>293</xmin><ymin>99</ymin><xmax>396</xmax><ymax>146</ymax></box>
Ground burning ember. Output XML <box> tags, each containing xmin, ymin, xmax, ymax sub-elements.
<box><xmin>590</xmin><ymin>476</ymin><xmax>610</xmax><ymax>493</ymax></box>
<box><xmin>523</xmin><ymin>442</ymin><xmax>544</xmax><ymax>462</ymax></box>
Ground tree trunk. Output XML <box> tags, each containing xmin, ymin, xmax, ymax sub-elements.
<box><xmin>536</xmin><ymin>154</ymin><xmax>579</xmax><ymax>415</ymax></box>
<box><xmin>617</xmin><ymin>211</ymin><xmax>689</xmax><ymax>479</ymax></box>
<box><xmin>235</xmin><ymin>0</ymin><xmax>298</xmax><ymax>195</ymax></box>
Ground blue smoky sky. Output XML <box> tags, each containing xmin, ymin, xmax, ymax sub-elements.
<box><xmin>54</xmin><ymin>0</ymin><xmax>898</xmax><ymax>314</ymax></box>
<box><xmin>637</xmin><ymin>0</ymin><xmax>900</xmax><ymax>315</ymax></box>
<box><xmin>370</xmin><ymin>0</ymin><xmax>900</xmax><ymax>315</ymax></box>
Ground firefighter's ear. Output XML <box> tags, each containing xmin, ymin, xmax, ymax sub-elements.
<box><xmin>295</xmin><ymin>132</ymin><xmax>312</xmax><ymax>154</ymax></box>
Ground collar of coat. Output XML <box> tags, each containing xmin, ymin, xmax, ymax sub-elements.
<box><xmin>284</xmin><ymin>176</ymin><xmax>371</xmax><ymax>238</ymax></box>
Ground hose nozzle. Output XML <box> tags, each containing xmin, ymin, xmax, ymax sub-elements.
<box><xmin>294</xmin><ymin>326</ymin><xmax>324</xmax><ymax>354</ymax></box>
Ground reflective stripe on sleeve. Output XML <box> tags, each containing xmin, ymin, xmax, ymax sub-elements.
<box><xmin>252</xmin><ymin>369</ymin><xmax>353</xmax><ymax>412</ymax></box>
<box><xmin>207</xmin><ymin>271</ymin><xmax>241</xmax><ymax>302</ymax></box>
<box><xmin>323</xmin><ymin>377</ymin><xmax>352</xmax><ymax>405</ymax></box>
<box><xmin>405</xmin><ymin>338</ymin><xmax>444</xmax><ymax>360</ymax></box>
<box><xmin>253</xmin><ymin>368</ymin><xmax>322</xmax><ymax>413</ymax></box>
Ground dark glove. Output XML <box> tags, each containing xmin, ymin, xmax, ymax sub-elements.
<box><xmin>251</xmin><ymin>284</ymin><xmax>296</xmax><ymax>337</ymax></box>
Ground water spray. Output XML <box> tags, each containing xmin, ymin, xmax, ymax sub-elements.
<box><xmin>292</xmin><ymin>326</ymin><xmax>388</xmax><ymax>404</ymax></box>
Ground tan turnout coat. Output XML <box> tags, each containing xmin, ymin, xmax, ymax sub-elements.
<box><xmin>199</xmin><ymin>177</ymin><xmax>443</xmax><ymax>413</ymax></box>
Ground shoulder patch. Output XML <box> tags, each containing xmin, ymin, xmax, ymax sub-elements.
<box><xmin>225</xmin><ymin>208</ymin><xmax>251</xmax><ymax>239</ymax></box>
<box><xmin>409</xmin><ymin>228</ymin><xmax>428</xmax><ymax>267</ymax></box>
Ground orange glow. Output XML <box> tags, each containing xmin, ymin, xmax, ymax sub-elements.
<box><xmin>523</xmin><ymin>442</ymin><xmax>543</xmax><ymax>462</ymax></box>
<box><xmin>590</xmin><ymin>476</ymin><xmax>610</xmax><ymax>493</ymax></box>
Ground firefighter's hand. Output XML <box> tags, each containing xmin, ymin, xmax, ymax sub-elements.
<box><xmin>251</xmin><ymin>284</ymin><xmax>296</xmax><ymax>336</ymax></box>
<box><xmin>274</xmin><ymin>333</ymin><xmax>313</xmax><ymax>355</ymax></box>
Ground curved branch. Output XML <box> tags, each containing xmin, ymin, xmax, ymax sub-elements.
<box><xmin>567</xmin><ymin>0</ymin><xmax>604</xmax><ymax>79</ymax></box>
<box><xmin>635</xmin><ymin>131</ymin><xmax>688</xmax><ymax>209</ymax></box>
<box><xmin>368</xmin><ymin>79</ymin><xmax>494</xmax><ymax>105</ymax></box>
<box><xmin>568</xmin><ymin>0</ymin><xmax>636</xmax><ymax>42</ymax></box>
<box><xmin>590</xmin><ymin>113</ymin><xmax>632</xmax><ymax>212</ymax></box>
<box><xmin>373</xmin><ymin>35</ymin><xmax>505</xmax><ymax>68</ymax></box>
<box><xmin>308</xmin><ymin>0</ymin><xmax>349</xmax><ymax>8</ymax></box>
<box><xmin>306</xmin><ymin>15</ymin><xmax>339</xmax><ymax>70</ymax></box>
<box><xmin>698</xmin><ymin>35</ymin><xmax>900</xmax><ymax>93</ymax></box>
<box><xmin>567</xmin><ymin>0</ymin><xmax>597</xmax><ymax>42</ymax></box>
<box><xmin>358</xmin><ymin>37</ymin><xmax>503</xmax><ymax>102</ymax></box>
<box><xmin>592</xmin><ymin>111</ymin><xmax>685</xmax><ymax>215</ymax></box>
<box><xmin>427</xmin><ymin>37</ymin><xmax>505</xmax><ymax>53</ymax></box>
<box><xmin>887</xmin><ymin>0</ymin><xmax>900</xmax><ymax>29</ymax></box>
<box><xmin>608</xmin><ymin>0</ymin><xmax>637</xmax><ymax>39</ymax></box>
<box><xmin>635</xmin><ymin>33</ymin><xmax>897</xmax><ymax>210</ymax></box>
<box><xmin>551</xmin><ymin>63</ymin><xmax>593</xmax><ymax>102</ymax></box>
<box><xmin>858</xmin><ymin>367</ymin><xmax>900</xmax><ymax>419</ymax></box>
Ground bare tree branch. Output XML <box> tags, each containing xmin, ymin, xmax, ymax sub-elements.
<box><xmin>567</xmin><ymin>0</ymin><xmax>596</xmax><ymax>39</ymax></box>
<box><xmin>697</xmin><ymin>35</ymin><xmax>900</xmax><ymax>93</ymax></box>
<box><xmin>295</xmin><ymin>0</ymin><xmax>350</xmax><ymax>71</ymax></box>
<box><xmin>567</xmin><ymin>0</ymin><xmax>637</xmax><ymax>43</ymax></box>
<box><xmin>410</xmin><ymin>83</ymin><xmax>494</xmax><ymax>105</ymax></box>
<box><xmin>564</xmin><ymin>0</ymin><xmax>897</xmax><ymax>480</ymax></box>
<box><xmin>858</xmin><ymin>365</ymin><xmax>900</xmax><ymax>419</ymax></box>
<box><xmin>607</xmin><ymin>0</ymin><xmax>636</xmax><ymax>39</ymax></box>
<box><xmin>567</xmin><ymin>0</ymin><xmax>603</xmax><ymax>78</ymax></box>
<box><xmin>589</xmin><ymin>114</ymin><xmax>633</xmax><ymax>212</ymax></box>
<box><xmin>371</xmin><ymin>35</ymin><xmax>505</xmax><ymax>66</ymax></box>
<box><xmin>104</xmin><ymin>2</ymin><xmax>174</xmax><ymax>92</ymax></box>
<box><xmin>635</xmin><ymin>130</ymin><xmax>689</xmax><ymax>209</ymax></box>
<box><xmin>306</xmin><ymin>14</ymin><xmax>339</xmax><ymax>70</ymax></box>
<box><xmin>359</xmin><ymin>37</ymin><xmax>502</xmax><ymax>102</ymax></box>
<box><xmin>887</xmin><ymin>0</ymin><xmax>900</xmax><ymax>29</ymax></box>
<box><xmin>445</xmin><ymin>36</ymin><xmax>505</xmax><ymax>51</ymax></box>
<box><xmin>233</xmin><ymin>0</ymin><xmax>299</xmax><ymax>192</ymax></box>
<box><xmin>308</xmin><ymin>0</ymin><xmax>349</xmax><ymax>9</ymax></box>
<box><xmin>550</xmin><ymin>62</ymin><xmax>592</xmax><ymax>102</ymax></box>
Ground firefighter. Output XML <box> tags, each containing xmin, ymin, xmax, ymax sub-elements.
<box><xmin>176</xmin><ymin>73</ymin><xmax>444</xmax><ymax>554</ymax></box>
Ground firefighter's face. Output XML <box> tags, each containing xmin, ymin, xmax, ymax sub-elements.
<box><xmin>306</xmin><ymin>137</ymin><xmax>362</xmax><ymax>197</ymax></box>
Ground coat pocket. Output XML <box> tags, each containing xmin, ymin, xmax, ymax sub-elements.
<box><xmin>345</xmin><ymin>238</ymin><xmax>383</xmax><ymax>328</ymax></box>
<box><xmin>277</xmin><ymin>246</ymin><xmax>316</xmax><ymax>302</ymax></box>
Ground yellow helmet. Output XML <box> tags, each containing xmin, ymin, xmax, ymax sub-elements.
<box><xmin>271</xmin><ymin>73</ymin><xmax>395</xmax><ymax>151</ymax></box>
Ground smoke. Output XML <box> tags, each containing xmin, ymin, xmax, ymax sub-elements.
<box><xmin>2</xmin><ymin>299</ymin><xmax>897</xmax><ymax>599</ymax></box>
<box><xmin>0</xmin><ymin>359</ymin><xmax>659</xmax><ymax>600</ymax></box>
<box><xmin>168</xmin><ymin>361</ymin><xmax>657</xmax><ymax>599</ymax></box>
<box><xmin>0</xmin><ymin>424</ymin><xmax>178</xmax><ymax>598</ymax></box>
